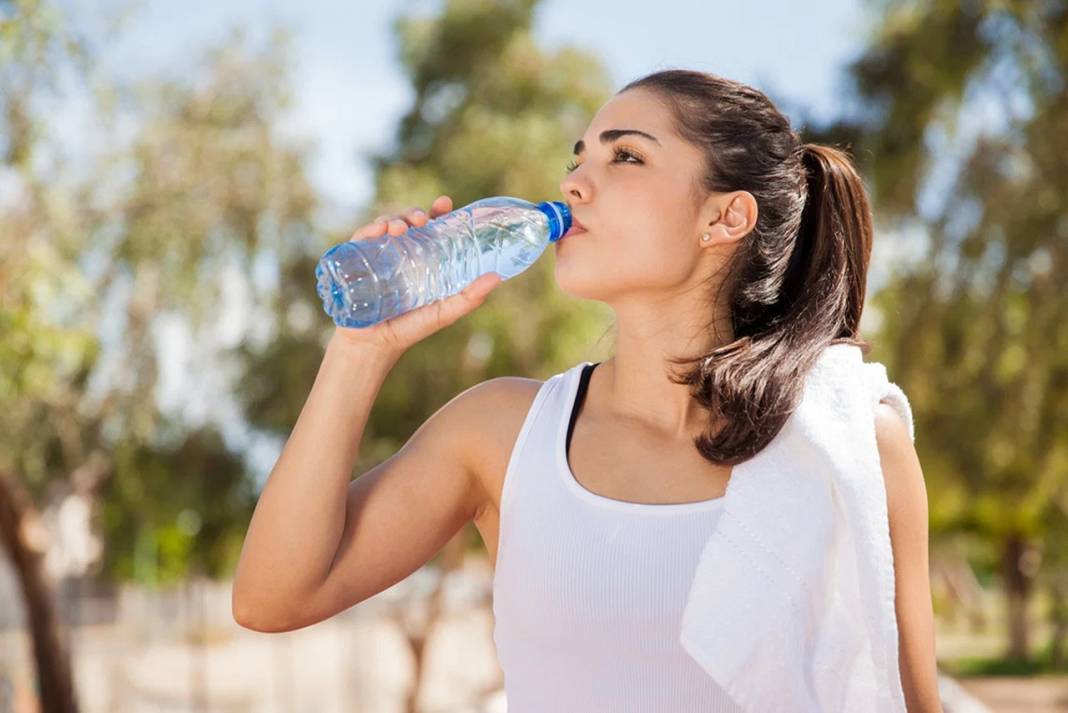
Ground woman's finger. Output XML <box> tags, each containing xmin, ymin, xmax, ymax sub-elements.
<box><xmin>407</xmin><ymin>207</ymin><xmax>428</xmax><ymax>226</ymax></box>
<box><xmin>353</xmin><ymin>196</ymin><xmax>451</xmax><ymax>242</ymax></box>
<box><xmin>351</xmin><ymin>217</ymin><xmax>388</xmax><ymax>241</ymax></box>
<box><xmin>429</xmin><ymin>195</ymin><xmax>452</xmax><ymax>218</ymax></box>
<box><xmin>369</xmin><ymin>270</ymin><xmax>500</xmax><ymax>351</ymax></box>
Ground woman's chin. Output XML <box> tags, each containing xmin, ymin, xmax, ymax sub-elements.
<box><xmin>553</xmin><ymin>261</ymin><xmax>608</xmax><ymax>301</ymax></box>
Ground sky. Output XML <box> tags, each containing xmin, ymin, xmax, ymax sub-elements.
<box><xmin>80</xmin><ymin>0</ymin><xmax>876</xmax><ymax>226</ymax></box>
<box><xmin>57</xmin><ymin>0</ymin><xmax>896</xmax><ymax>480</ymax></box>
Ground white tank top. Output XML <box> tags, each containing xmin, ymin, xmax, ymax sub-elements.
<box><xmin>492</xmin><ymin>361</ymin><xmax>744</xmax><ymax>712</ymax></box>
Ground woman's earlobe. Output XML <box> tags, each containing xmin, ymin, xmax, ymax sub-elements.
<box><xmin>699</xmin><ymin>225</ymin><xmax>731</xmax><ymax>245</ymax></box>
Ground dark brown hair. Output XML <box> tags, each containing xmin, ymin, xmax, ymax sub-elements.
<box><xmin>617</xmin><ymin>68</ymin><xmax>874</xmax><ymax>466</ymax></box>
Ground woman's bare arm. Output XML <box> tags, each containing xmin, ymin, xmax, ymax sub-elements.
<box><xmin>231</xmin><ymin>330</ymin><xmax>511</xmax><ymax>633</ymax></box>
<box><xmin>231</xmin><ymin>195</ymin><xmax>502</xmax><ymax>633</ymax></box>
<box><xmin>876</xmin><ymin>401</ymin><xmax>945</xmax><ymax>713</ymax></box>
<box><xmin>230</xmin><ymin>333</ymin><xmax>402</xmax><ymax>630</ymax></box>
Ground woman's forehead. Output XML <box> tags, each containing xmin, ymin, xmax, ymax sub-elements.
<box><xmin>591</xmin><ymin>89</ymin><xmax>670</xmax><ymax>130</ymax></box>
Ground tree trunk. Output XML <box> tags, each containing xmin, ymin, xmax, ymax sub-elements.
<box><xmin>1001</xmin><ymin>534</ymin><xmax>1035</xmax><ymax>660</ymax></box>
<box><xmin>187</xmin><ymin>575</ymin><xmax>209</xmax><ymax>712</ymax></box>
<box><xmin>1048</xmin><ymin>573</ymin><xmax>1068</xmax><ymax>669</ymax></box>
<box><xmin>399</xmin><ymin>529</ymin><xmax>468</xmax><ymax>713</ymax></box>
<box><xmin>0</xmin><ymin>470</ymin><xmax>79</xmax><ymax>713</ymax></box>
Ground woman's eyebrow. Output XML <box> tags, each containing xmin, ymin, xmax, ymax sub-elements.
<box><xmin>573</xmin><ymin>129</ymin><xmax>661</xmax><ymax>156</ymax></box>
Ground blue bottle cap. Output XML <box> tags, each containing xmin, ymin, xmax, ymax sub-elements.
<box><xmin>536</xmin><ymin>201</ymin><xmax>572</xmax><ymax>242</ymax></box>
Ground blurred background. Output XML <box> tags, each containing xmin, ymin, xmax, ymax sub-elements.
<box><xmin>1</xmin><ymin>0</ymin><xmax>1066</xmax><ymax>711</ymax></box>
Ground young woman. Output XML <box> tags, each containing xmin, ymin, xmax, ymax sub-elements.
<box><xmin>232</xmin><ymin>69</ymin><xmax>943</xmax><ymax>712</ymax></box>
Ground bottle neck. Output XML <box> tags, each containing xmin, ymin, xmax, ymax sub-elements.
<box><xmin>536</xmin><ymin>201</ymin><xmax>572</xmax><ymax>242</ymax></box>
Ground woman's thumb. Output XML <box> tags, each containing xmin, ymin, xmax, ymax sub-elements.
<box><xmin>464</xmin><ymin>272</ymin><xmax>503</xmax><ymax>300</ymax></box>
<box><xmin>436</xmin><ymin>272</ymin><xmax>502</xmax><ymax>326</ymax></box>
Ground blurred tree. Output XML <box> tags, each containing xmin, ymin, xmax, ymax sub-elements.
<box><xmin>79</xmin><ymin>29</ymin><xmax>317</xmax><ymax>711</ymax></box>
<box><xmin>87</xmin><ymin>26</ymin><xmax>317</xmax><ymax>449</ymax></box>
<box><xmin>2</xmin><ymin>4</ymin><xmax>320</xmax><ymax>708</ymax></box>
<box><xmin>97</xmin><ymin>425</ymin><xmax>256</xmax><ymax>585</ymax></box>
<box><xmin>75</xmin><ymin>27</ymin><xmax>317</xmax><ymax>586</ymax></box>
<box><xmin>808</xmin><ymin>0</ymin><xmax>1068</xmax><ymax>662</ymax></box>
<box><xmin>232</xmin><ymin>0</ymin><xmax>615</xmax><ymax>709</ymax></box>
<box><xmin>1</xmin><ymin>1</ymin><xmax>96</xmax><ymax>709</ymax></box>
<box><xmin>236</xmin><ymin>0</ymin><xmax>614</xmax><ymax>554</ymax></box>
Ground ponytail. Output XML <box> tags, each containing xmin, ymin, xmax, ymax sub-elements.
<box><xmin>789</xmin><ymin>142</ymin><xmax>874</xmax><ymax>352</ymax></box>
<box><xmin>620</xmin><ymin>70</ymin><xmax>878</xmax><ymax>466</ymax></box>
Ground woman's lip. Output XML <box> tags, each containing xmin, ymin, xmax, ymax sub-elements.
<box><xmin>562</xmin><ymin>225</ymin><xmax>587</xmax><ymax>238</ymax></box>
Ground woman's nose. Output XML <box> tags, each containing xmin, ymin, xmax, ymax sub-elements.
<box><xmin>560</xmin><ymin>170</ymin><xmax>587</xmax><ymax>203</ymax></box>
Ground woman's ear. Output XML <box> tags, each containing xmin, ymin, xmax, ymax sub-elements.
<box><xmin>703</xmin><ymin>191</ymin><xmax>758</xmax><ymax>244</ymax></box>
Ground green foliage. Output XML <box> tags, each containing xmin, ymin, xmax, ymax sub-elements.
<box><xmin>0</xmin><ymin>0</ymin><xmax>89</xmax><ymax>166</ymax></box>
<box><xmin>1</xmin><ymin>0</ymin><xmax>102</xmax><ymax>502</ymax></box>
<box><xmin>234</xmin><ymin>0</ymin><xmax>617</xmax><ymax>488</ymax></box>
<box><xmin>847</xmin><ymin>0</ymin><xmax>993</xmax><ymax>215</ymax></box>
<box><xmin>97</xmin><ymin>425</ymin><xmax>256</xmax><ymax>584</ymax></box>
<box><xmin>836</xmin><ymin>0</ymin><xmax>1068</xmax><ymax>659</ymax></box>
<box><xmin>1</xmin><ymin>12</ymin><xmax>320</xmax><ymax>584</ymax></box>
<box><xmin>79</xmin><ymin>30</ymin><xmax>321</xmax><ymax>580</ymax></box>
<box><xmin>940</xmin><ymin>639</ymin><xmax>1068</xmax><ymax>677</ymax></box>
<box><xmin>102</xmin><ymin>28</ymin><xmax>317</xmax><ymax>322</ymax></box>
<box><xmin>3</xmin><ymin>0</ymin><xmax>622</xmax><ymax>584</ymax></box>
<box><xmin>0</xmin><ymin>240</ymin><xmax>100</xmax><ymax>499</ymax></box>
<box><xmin>850</xmin><ymin>0</ymin><xmax>1068</xmax><ymax>533</ymax></box>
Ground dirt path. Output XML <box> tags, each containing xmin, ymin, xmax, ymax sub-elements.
<box><xmin>959</xmin><ymin>676</ymin><xmax>1068</xmax><ymax>713</ymax></box>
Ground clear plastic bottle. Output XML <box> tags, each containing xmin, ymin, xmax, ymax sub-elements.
<box><xmin>315</xmin><ymin>196</ymin><xmax>572</xmax><ymax>328</ymax></box>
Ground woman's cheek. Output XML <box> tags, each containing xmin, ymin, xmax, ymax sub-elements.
<box><xmin>551</xmin><ymin>226</ymin><xmax>691</xmax><ymax>297</ymax></box>
<box><xmin>552</xmin><ymin>239</ymin><xmax>639</xmax><ymax>300</ymax></box>
<box><xmin>629</xmin><ymin>245</ymin><xmax>695</xmax><ymax>290</ymax></box>
<box><xmin>553</xmin><ymin>238</ymin><xmax>601</xmax><ymax>298</ymax></box>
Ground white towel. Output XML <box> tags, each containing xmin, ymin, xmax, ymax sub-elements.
<box><xmin>679</xmin><ymin>342</ymin><xmax>913</xmax><ymax>712</ymax></box>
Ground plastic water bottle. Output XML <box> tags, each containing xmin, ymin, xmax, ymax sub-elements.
<box><xmin>315</xmin><ymin>196</ymin><xmax>572</xmax><ymax>328</ymax></box>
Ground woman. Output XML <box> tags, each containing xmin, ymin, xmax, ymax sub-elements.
<box><xmin>232</xmin><ymin>69</ymin><xmax>943</xmax><ymax>712</ymax></box>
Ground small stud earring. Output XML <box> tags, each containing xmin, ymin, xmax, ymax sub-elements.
<box><xmin>701</xmin><ymin>233</ymin><xmax>711</xmax><ymax>242</ymax></box>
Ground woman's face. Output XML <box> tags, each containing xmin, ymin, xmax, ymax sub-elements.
<box><xmin>556</xmin><ymin>87</ymin><xmax>714</xmax><ymax>304</ymax></box>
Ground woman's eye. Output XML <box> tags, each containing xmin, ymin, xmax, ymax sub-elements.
<box><xmin>564</xmin><ymin>147</ymin><xmax>643</xmax><ymax>175</ymax></box>
<box><xmin>613</xmin><ymin>148</ymin><xmax>642</xmax><ymax>163</ymax></box>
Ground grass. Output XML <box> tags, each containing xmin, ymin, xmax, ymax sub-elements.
<box><xmin>941</xmin><ymin>640</ymin><xmax>1068</xmax><ymax>677</ymax></box>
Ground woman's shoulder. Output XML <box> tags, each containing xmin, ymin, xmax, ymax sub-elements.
<box><xmin>453</xmin><ymin>365</ymin><xmax>579</xmax><ymax>464</ymax></box>
<box><xmin>461</xmin><ymin>374</ymin><xmax>546</xmax><ymax>412</ymax></box>
<box><xmin>453</xmin><ymin>376</ymin><xmax>548</xmax><ymax>505</ymax></box>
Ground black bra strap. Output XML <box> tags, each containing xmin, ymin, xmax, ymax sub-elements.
<box><xmin>566</xmin><ymin>362</ymin><xmax>600</xmax><ymax>456</ymax></box>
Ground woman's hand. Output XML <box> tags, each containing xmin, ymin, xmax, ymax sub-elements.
<box><xmin>333</xmin><ymin>194</ymin><xmax>503</xmax><ymax>356</ymax></box>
